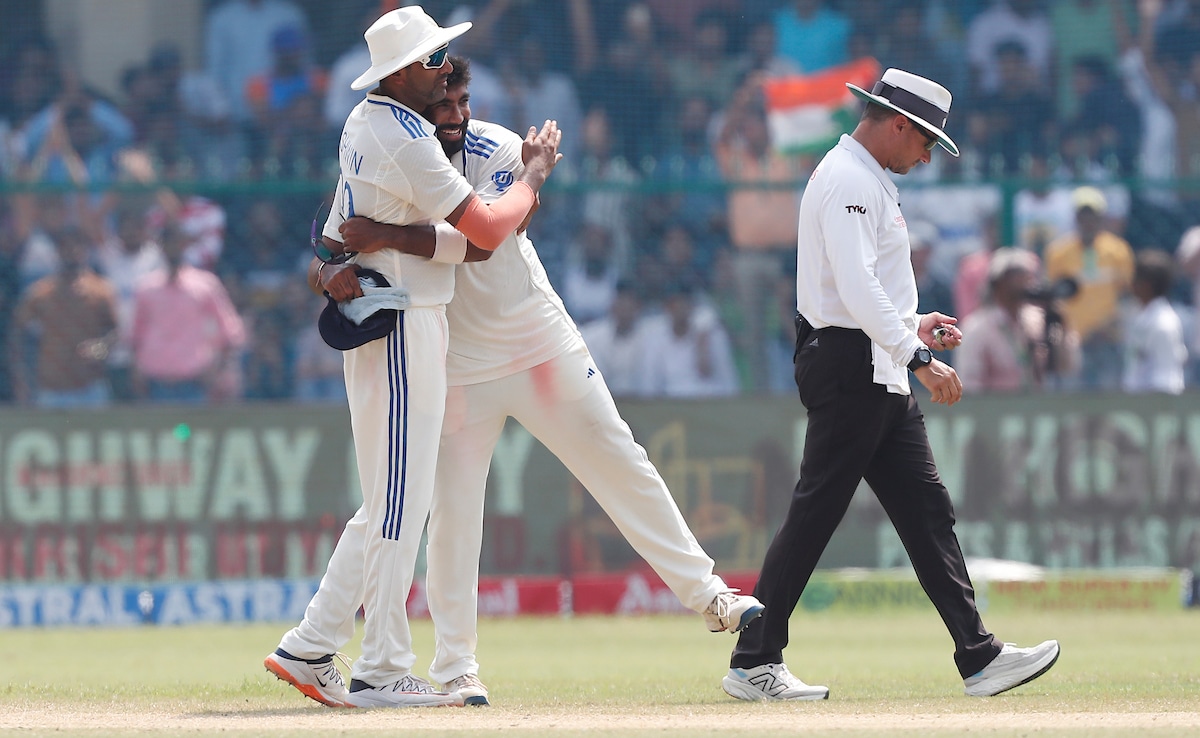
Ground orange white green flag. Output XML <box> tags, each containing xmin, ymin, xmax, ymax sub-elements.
<box><xmin>763</xmin><ymin>57</ymin><xmax>881</xmax><ymax>155</ymax></box>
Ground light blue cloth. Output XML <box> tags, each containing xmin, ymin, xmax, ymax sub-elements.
<box><xmin>340</xmin><ymin>286</ymin><xmax>411</xmax><ymax>325</ymax></box>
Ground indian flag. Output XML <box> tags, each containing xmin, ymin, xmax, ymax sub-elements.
<box><xmin>764</xmin><ymin>57</ymin><xmax>881</xmax><ymax>155</ymax></box>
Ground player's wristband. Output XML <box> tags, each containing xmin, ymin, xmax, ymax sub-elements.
<box><xmin>431</xmin><ymin>222</ymin><xmax>469</xmax><ymax>264</ymax></box>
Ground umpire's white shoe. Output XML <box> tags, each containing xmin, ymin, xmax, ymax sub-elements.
<box><xmin>263</xmin><ymin>648</ymin><xmax>351</xmax><ymax>707</ymax></box>
<box><xmin>963</xmin><ymin>640</ymin><xmax>1060</xmax><ymax>697</ymax></box>
<box><xmin>345</xmin><ymin>675</ymin><xmax>464</xmax><ymax>708</ymax></box>
<box><xmin>722</xmin><ymin>663</ymin><xmax>830</xmax><ymax>701</ymax></box>
<box><xmin>444</xmin><ymin>673</ymin><xmax>490</xmax><ymax>706</ymax></box>
<box><xmin>703</xmin><ymin>589</ymin><xmax>765</xmax><ymax>632</ymax></box>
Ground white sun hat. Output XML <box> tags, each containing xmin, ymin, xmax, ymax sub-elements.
<box><xmin>351</xmin><ymin>6</ymin><xmax>472</xmax><ymax>91</ymax></box>
<box><xmin>846</xmin><ymin>68</ymin><xmax>959</xmax><ymax>157</ymax></box>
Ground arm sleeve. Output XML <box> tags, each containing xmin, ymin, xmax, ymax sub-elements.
<box><xmin>453</xmin><ymin>182</ymin><xmax>536</xmax><ymax>250</ymax></box>
<box><xmin>820</xmin><ymin>178</ymin><xmax>925</xmax><ymax>368</ymax></box>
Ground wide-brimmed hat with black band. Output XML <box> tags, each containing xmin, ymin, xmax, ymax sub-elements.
<box><xmin>846</xmin><ymin>68</ymin><xmax>959</xmax><ymax>157</ymax></box>
<box><xmin>351</xmin><ymin>6</ymin><xmax>472</xmax><ymax>91</ymax></box>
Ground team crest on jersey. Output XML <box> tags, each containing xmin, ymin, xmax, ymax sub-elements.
<box><xmin>492</xmin><ymin>170</ymin><xmax>514</xmax><ymax>192</ymax></box>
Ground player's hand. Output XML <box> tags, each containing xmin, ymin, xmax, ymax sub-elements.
<box><xmin>918</xmin><ymin>312</ymin><xmax>962</xmax><ymax>350</ymax></box>
<box><xmin>520</xmin><ymin>120</ymin><xmax>563</xmax><ymax>189</ymax></box>
<box><xmin>913</xmin><ymin>359</ymin><xmax>963</xmax><ymax>406</ymax></box>
<box><xmin>339</xmin><ymin>217</ymin><xmax>392</xmax><ymax>254</ymax></box>
<box><xmin>321</xmin><ymin>263</ymin><xmax>363</xmax><ymax>302</ymax></box>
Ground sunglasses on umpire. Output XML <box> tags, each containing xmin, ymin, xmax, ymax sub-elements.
<box><xmin>419</xmin><ymin>45</ymin><xmax>449</xmax><ymax>70</ymax></box>
<box><xmin>908</xmin><ymin>118</ymin><xmax>939</xmax><ymax>151</ymax></box>
<box><xmin>311</xmin><ymin>204</ymin><xmax>352</xmax><ymax>264</ymax></box>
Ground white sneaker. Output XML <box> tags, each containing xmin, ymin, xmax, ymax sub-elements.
<box><xmin>444</xmin><ymin>673</ymin><xmax>490</xmax><ymax>706</ymax></box>
<box><xmin>722</xmin><ymin>663</ymin><xmax>830</xmax><ymax>701</ymax></box>
<box><xmin>703</xmin><ymin>590</ymin><xmax>765</xmax><ymax>633</ymax></box>
<box><xmin>345</xmin><ymin>674</ymin><xmax>464</xmax><ymax>708</ymax></box>
<box><xmin>963</xmin><ymin>640</ymin><xmax>1060</xmax><ymax>697</ymax></box>
<box><xmin>264</xmin><ymin>649</ymin><xmax>352</xmax><ymax>707</ymax></box>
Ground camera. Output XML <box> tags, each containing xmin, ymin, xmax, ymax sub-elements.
<box><xmin>1022</xmin><ymin>277</ymin><xmax>1078</xmax><ymax>303</ymax></box>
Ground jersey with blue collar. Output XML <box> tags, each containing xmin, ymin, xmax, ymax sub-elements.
<box><xmin>445</xmin><ymin>118</ymin><xmax>583</xmax><ymax>385</ymax></box>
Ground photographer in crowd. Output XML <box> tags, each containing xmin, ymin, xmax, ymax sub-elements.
<box><xmin>955</xmin><ymin>247</ymin><xmax>1080</xmax><ymax>393</ymax></box>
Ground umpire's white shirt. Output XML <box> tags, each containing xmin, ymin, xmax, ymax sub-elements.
<box><xmin>323</xmin><ymin>93</ymin><xmax>474</xmax><ymax>307</ymax></box>
<box><xmin>445</xmin><ymin>119</ymin><xmax>584</xmax><ymax>385</ymax></box>
<box><xmin>796</xmin><ymin>134</ymin><xmax>927</xmax><ymax>394</ymax></box>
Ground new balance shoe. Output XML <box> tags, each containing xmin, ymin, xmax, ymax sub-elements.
<box><xmin>444</xmin><ymin>673</ymin><xmax>489</xmax><ymax>706</ymax></box>
<box><xmin>345</xmin><ymin>675</ymin><xmax>464</xmax><ymax>708</ymax></box>
<box><xmin>963</xmin><ymin>640</ymin><xmax>1060</xmax><ymax>697</ymax></box>
<box><xmin>722</xmin><ymin>663</ymin><xmax>830</xmax><ymax>701</ymax></box>
<box><xmin>703</xmin><ymin>589</ymin><xmax>765</xmax><ymax>633</ymax></box>
<box><xmin>263</xmin><ymin>648</ymin><xmax>351</xmax><ymax>707</ymax></box>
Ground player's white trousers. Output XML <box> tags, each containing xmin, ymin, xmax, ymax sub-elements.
<box><xmin>280</xmin><ymin>307</ymin><xmax>449</xmax><ymax>687</ymax></box>
<box><xmin>425</xmin><ymin>345</ymin><xmax>724</xmax><ymax>683</ymax></box>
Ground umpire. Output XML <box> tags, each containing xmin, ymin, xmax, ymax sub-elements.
<box><xmin>721</xmin><ymin>69</ymin><xmax>1060</xmax><ymax>701</ymax></box>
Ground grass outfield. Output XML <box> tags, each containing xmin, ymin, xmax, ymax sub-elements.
<box><xmin>1</xmin><ymin>609</ymin><xmax>1198</xmax><ymax>736</ymax></box>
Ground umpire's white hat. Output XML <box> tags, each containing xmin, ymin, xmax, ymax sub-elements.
<box><xmin>846</xmin><ymin>68</ymin><xmax>959</xmax><ymax>157</ymax></box>
<box><xmin>351</xmin><ymin>6</ymin><xmax>471</xmax><ymax>91</ymax></box>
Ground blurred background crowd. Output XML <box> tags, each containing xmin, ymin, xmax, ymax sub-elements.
<box><xmin>2</xmin><ymin>0</ymin><xmax>1200</xmax><ymax>408</ymax></box>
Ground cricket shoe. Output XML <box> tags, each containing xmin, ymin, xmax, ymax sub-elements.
<box><xmin>263</xmin><ymin>648</ymin><xmax>351</xmax><ymax>707</ymax></box>
<box><xmin>722</xmin><ymin>663</ymin><xmax>830</xmax><ymax>701</ymax></box>
<box><xmin>703</xmin><ymin>589</ymin><xmax>765</xmax><ymax>633</ymax></box>
<box><xmin>345</xmin><ymin>675</ymin><xmax>464</xmax><ymax>708</ymax></box>
<box><xmin>963</xmin><ymin>640</ymin><xmax>1060</xmax><ymax>697</ymax></box>
<box><xmin>444</xmin><ymin>673</ymin><xmax>490</xmax><ymax>706</ymax></box>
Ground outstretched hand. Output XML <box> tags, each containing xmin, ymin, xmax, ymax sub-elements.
<box><xmin>520</xmin><ymin>120</ymin><xmax>563</xmax><ymax>188</ymax></box>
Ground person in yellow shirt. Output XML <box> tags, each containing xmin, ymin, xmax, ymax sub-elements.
<box><xmin>1043</xmin><ymin>186</ymin><xmax>1133</xmax><ymax>390</ymax></box>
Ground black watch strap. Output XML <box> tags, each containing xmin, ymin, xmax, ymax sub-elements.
<box><xmin>908</xmin><ymin>347</ymin><xmax>932</xmax><ymax>372</ymax></box>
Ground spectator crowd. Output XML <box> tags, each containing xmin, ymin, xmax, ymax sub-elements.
<box><xmin>2</xmin><ymin>0</ymin><xmax>1200</xmax><ymax>408</ymax></box>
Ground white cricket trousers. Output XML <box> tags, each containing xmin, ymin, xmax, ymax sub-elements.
<box><xmin>280</xmin><ymin>345</ymin><xmax>725</xmax><ymax>683</ymax></box>
<box><xmin>426</xmin><ymin>345</ymin><xmax>724</xmax><ymax>683</ymax></box>
<box><xmin>279</xmin><ymin>307</ymin><xmax>449</xmax><ymax>688</ymax></box>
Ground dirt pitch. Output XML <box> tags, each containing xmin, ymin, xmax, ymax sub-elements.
<box><xmin>6</xmin><ymin>703</ymin><xmax>1200</xmax><ymax>736</ymax></box>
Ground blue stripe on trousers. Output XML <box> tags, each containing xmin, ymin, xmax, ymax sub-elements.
<box><xmin>382</xmin><ymin>313</ymin><xmax>408</xmax><ymax>540</ymax></box>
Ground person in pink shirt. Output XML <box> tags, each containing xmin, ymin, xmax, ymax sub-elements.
<box><xmin>130</xmin><ymin>220</ymin><xmax>245</xmax><ymax>403</ymax></box>
<box><xmin>955</xmin><ymin>248</ymin><xmax>1079</xmax><ymax>393</ymax></box>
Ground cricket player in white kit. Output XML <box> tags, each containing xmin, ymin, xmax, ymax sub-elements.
<box><xmin>263</xmin><ymin>8</ymin><xmax>562</xmax><ymax>709</ymax></box>
<box><xmin>265</xmin><ymin>57</ymin><xmax>763</xmax><ymax>709</ymax></box>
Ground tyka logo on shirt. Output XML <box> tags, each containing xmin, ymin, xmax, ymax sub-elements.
<box><xmin>844</xmin><ymin>204</ymin><xmax>867</xmax><ymax>214</ymax></box>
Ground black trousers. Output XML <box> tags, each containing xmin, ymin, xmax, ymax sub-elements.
<box><xmin>731</xmin><ymin>321</ymin><xmax>1001</xmax><ymax>679</ymax></box>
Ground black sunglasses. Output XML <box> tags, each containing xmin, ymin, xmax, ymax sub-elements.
<box><xmin>311</xmin><ymin>203</ymin><xmax>352</xmax><ymax>264</ymax></box>
<box><xmin>908</xmin><ymin>118</ymin><xmax>938</xmax><ymax>151</ymax></box>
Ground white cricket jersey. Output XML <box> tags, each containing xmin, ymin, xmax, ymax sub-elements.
<box><xmin>796</xmin><ymin>134</ymin><xmax>927</xmax><ymax>394</ymax></box>
<box><xmin>322</xmin><ymin>93</ymin><xmax>475</xmax><ymax>307</ymax></box>
<box><xmin>445</xmin><ymin>119</ymin><xmax>584</xmax><ymax>385</ymax></box>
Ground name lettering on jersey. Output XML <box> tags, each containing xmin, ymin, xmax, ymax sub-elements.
<box><xmin>895</xmin><ymin>214</ymin><xmax>907</xmax><ymax>227</ymax></box>
<box><xmin>845</xmin><ymin>205</ymin><xmax>867</xmax><ymax>214</ymax></box>
<box><xmin>465</xmin><ymin>131</ymin><xmax>499</xmax><ymax>158</ymax></box>
<box><xmin>368</xmin><ymin>100</ymin><xmax>429</xmax><ymax>139</ymax></box>
<box><xmin>339</xmin><ymin>132</ymin><xmax>364</xmax><ymax>175</ymax></box>
<box><xmin>492</xmin><ymin>170</ymin><xmax>514</xmax><ymax>192</ymax></box>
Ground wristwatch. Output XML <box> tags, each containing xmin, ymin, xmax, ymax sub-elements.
<box><xmin>907</xmin><ymin>347</ymin><xmax>933</xmax><ymax>372</ymax></box>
